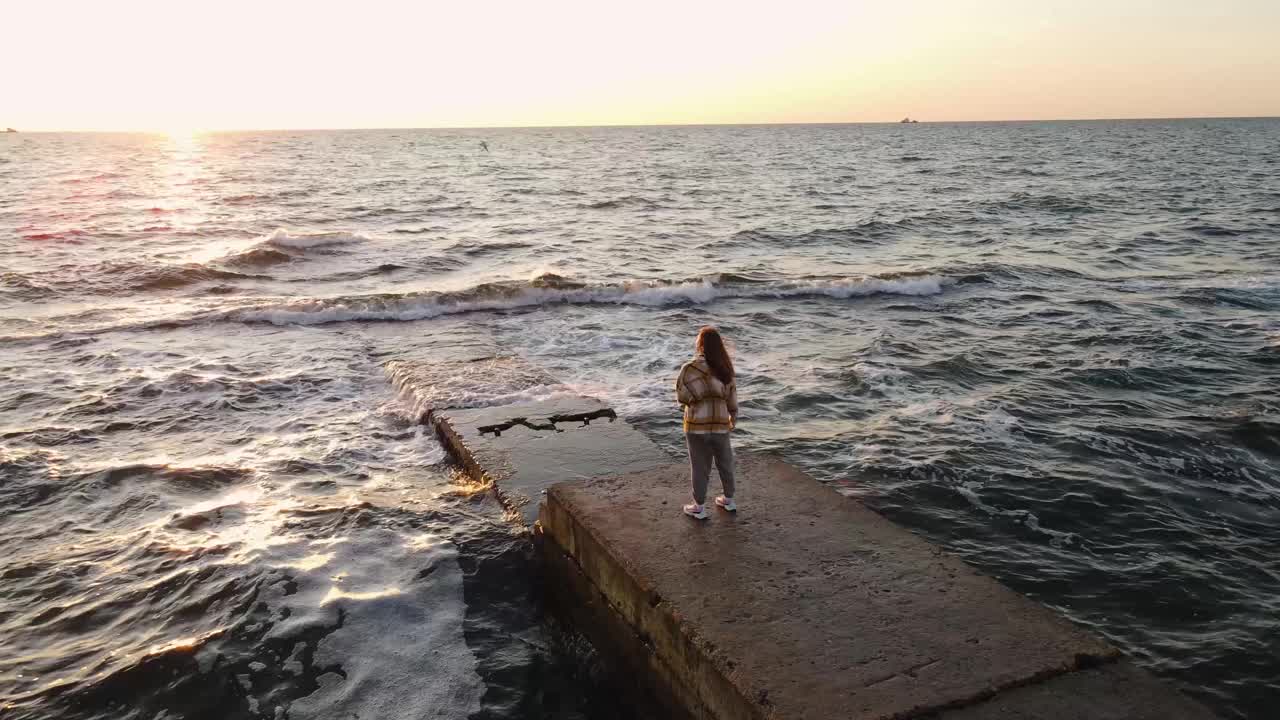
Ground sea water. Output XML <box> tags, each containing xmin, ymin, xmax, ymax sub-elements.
<box><xmin>1</xmin><ymin>121</ymin><xmax>1277</xmax><ymax>719</ymax></box>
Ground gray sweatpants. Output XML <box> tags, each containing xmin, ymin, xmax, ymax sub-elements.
<box><xmin>686</xmin><ymin>432</ymin><xmax>735</xmax><ymax>505</ymax></box>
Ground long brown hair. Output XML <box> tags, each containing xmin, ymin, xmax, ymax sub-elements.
<box><xmin>696</xmin><ymin>326</ymin><xmax>735</xmax><ymax>385</ymax></box>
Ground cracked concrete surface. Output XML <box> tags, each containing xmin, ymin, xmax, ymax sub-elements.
<box><xmin>477</xmin><ymin>408</ymin><xmax>619</xmax><ymax>436</ymax></box>
<box><xmin>433</xmin><ymin>397</ymin><xmax>671</xmax><ymax>526</ymax></box>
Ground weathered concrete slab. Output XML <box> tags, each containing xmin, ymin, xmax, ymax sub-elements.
<box><xmin>934</xmin><ymin>662</ymin><xmax>1218</xmax><ymax>720</ymax></box>
<box><xmin>435</xmin><ymin>397</ymin><xmax>671</xmax><ymax>525</ymax></box>
<box><xmin>541</xmin><ymin>453</ymin><xmax>1166</xmax><ymax>720</ymax></box>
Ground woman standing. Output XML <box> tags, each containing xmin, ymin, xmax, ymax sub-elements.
<box><xmin>675</xmin><ymin>326</ymin><xmax>738</xmax><ymax>520</ymax></box>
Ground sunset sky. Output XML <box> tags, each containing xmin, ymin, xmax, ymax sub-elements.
<box><xmin>5</xmin><ymin>0</ymin><xmax>1279</xmax><ymax>131</ymax></box>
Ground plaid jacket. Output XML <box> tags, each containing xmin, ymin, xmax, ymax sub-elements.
<box><xmin>675</xmin><ymin>355</ymin><xmax>738</xmax><ymax>434</ymax></box>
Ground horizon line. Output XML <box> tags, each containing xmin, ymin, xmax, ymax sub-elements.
<box><xmin>7</xmin><ymin>114</ymin><xmax>1279</xmax><ymax>134</ymax></box>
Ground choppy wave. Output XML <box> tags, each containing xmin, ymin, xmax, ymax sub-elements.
<box><xmin>1</xmin><ymin>272</ymin><xmax>52</xmax><ymax>300</ymax></box>
<box><xmin>580</xmin><ymin>195</ymin><xmax>665</xmax><ymax>210</ymax></box>
<box><xmin>262</xmin><ymin>229</ymin><xmax>370</xmax><ymax>250</ymax></box>
<box><xmin>443</xmin><ymin>239</ymin><xmax>535</xmax><ymax>257</ymax></box>
<box><xmin>220</xmin><ymin>246</ymin><xmax>296</xmax><ymax>268</ymax></box>
<box><xmin>21</xmin><ymin>229</ymin><xmax>89</xmax><ymax>243</ymax></box>
<box><xmin>4</xmin><ymin>229</ymin><xmax>378</xmax><ymax>301</ymax></box>
<box><xmin>5</xmin><ymin>120</ymin><xmax>1280</xmax><ymax>720</ymax></box>
<box><xmin>130</xmin><ymin>264</ymin><xmax>264</xmax><ymax>292</ymax></box>
<box><xmin>723</xmin><ymin>218</ymin><xmax>930</xmax><ymax>246</ymax></box>
<box><xmin>303</xmin><ymin>262</ymin><xmax>412</xmax><ymax>282</ymax></box>
<box><xmin>213</xmin><ymin>229</ymin><xmax>373</xmax><ymax>270</ymax></box>
<box><xmin>227</xmin><ymin>273</ymin><xmax>948</xmax><ymax>326</ymax></box>
<box><xmin>222</xmin><ymin>189</ymin><xmax>311</xmax><ymax>205</ymax></box>
<box><xmin>2</xmin><ymin>262</ymin><xmax>265</xmax><ymax>298</ymax></box>
<box><xmin>983</xmin><ymin>191</ymin><xmax>1107</xmax><ymax>214</ymax></box>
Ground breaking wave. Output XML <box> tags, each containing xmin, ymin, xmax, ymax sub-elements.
<box><xmin>215</xmin><ymin>229</ymin><xmax>372</xmax><ymax>269</ymax></box>
<box><xmin>226</xmin><ymin>273</ymin><xmax>948</xmax><ymax>326</ymax></box>
<box><xmin>261</xmin><ymin>229</ymin><xmax>371</xmax><ymax>250</ymax></box>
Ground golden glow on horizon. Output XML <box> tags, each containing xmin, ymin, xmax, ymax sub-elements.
<box><xmin>4</xmin><ymin>0</ymin><xmax>1279</xmax><ymax>131</ymax></box>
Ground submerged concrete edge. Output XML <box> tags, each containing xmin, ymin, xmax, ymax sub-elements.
<box><xmin>427</xmin><ymin>409</ymin><xmax>531</xmax><ymax>522</ymax></box>
<box><xmin>427</xmin><ymin>410</ymin><xmax>480</xmax><ymax>481</ymax></box>
<box><xmin>543</xmin><ymin>486</ymin><xmax>771</xmax><ymax>720</ymax></box>
<box><xmin>541</xmin><ymin>533</ymin><xmax>702</xmax><ymax>720</ymax></box>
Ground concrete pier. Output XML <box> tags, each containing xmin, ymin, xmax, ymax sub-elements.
<box><xmin>393</xmin><ymin>359</ymin><xmax>1218</xmax><ymax>719</ymax></box>
<box><xmin>540</xmin><ymin>455</ymin><xmax>1218</xmax><ymax>720</ymax></box>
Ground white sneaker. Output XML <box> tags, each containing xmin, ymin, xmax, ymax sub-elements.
<box><xmin>714</xmin><ymin>496</ymin><xmax>737</xmax><ymax>512</ymax></box>
<box><xmin>683</xmin><ymin>502</ymin><xmax>709</xmax><ymax>520</ymax></box>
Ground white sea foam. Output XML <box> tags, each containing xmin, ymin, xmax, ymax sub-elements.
<box><xmin>262</xmin><ymin>228</ymin><xmax>371</xmax><ymax>250</ymax></box>
<box><xmin>233</xmin><ymin>275</ymin><xmax>948</xmax><ymax>326</ymax></box>
<box><xmin>485</xmin><ymin>320</ymin><xmax>692</xmax><ymax>418</ymax></box>
<box><xmin>267</xmin><ymin>529</ymin><xmax>483</xmax><ymax>719</ymax></box>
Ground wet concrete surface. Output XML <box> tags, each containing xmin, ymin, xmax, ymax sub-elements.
<box><xmin>434</xmin><ymin>396</ymin><xmax>672</xmax><ymax>526</ymax></box>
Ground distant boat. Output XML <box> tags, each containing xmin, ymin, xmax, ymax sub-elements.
<box><xmin>3</xmin><ymin>128</ymin><xmax>15</xmax><ymax>133</ymax></box>
<box><xmin>899</xmin><ymin>117</ymin><xmax>919</xmax><ymax>124</ymax></box>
